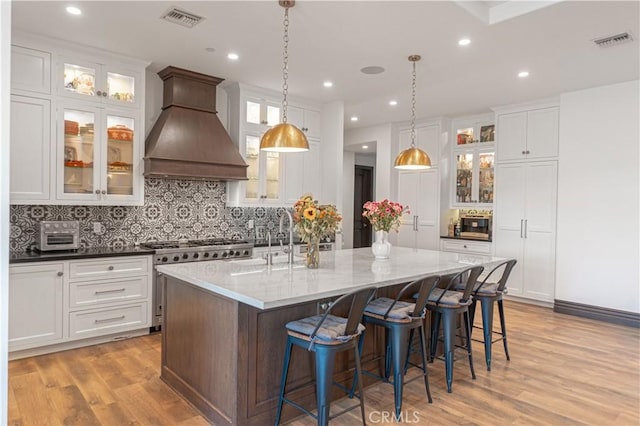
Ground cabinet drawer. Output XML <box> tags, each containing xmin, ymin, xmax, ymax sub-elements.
<box><xmin>441</xmin><ymin>240</ymin><xmax>492</xmax><ymax>255</ymax></box>
<box><xmin>70</xmin><ymin>276</ymin><xmax>149</xmax><ymax>309</ymax></box>
<box><xmin>69</xmin><ymin>256</ymin><xmax>150</xmax><ymax>280</ymax></box>
<box><xmin>69</xmin><ymin>302</ymin><xmax>149</xmax><ymax>339</ymax></box>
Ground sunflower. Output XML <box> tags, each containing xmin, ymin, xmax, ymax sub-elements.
<box><xmin>303</xmin><ymin>207</ymin><xmax>317</xmax><ymax>220</ymax></box>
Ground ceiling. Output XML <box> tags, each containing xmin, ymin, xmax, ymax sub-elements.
<box><xmin>11</xmin><ymin>1</ymin><xmax>640</xmax><ymax>130</ymax></box>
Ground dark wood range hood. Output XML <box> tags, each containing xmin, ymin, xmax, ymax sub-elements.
<box><xmin>144</xmin><ymin>66</ymin><xmax>248</xmax><ymax>180</ymax></box>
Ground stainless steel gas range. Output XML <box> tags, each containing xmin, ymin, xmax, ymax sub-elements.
<box><xmin>140</xmin><ymin>239</ymin><xmax>253</xmax><ymax>329</ymax></box>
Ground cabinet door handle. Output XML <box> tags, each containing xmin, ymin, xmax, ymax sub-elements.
<box><xmin>108</xmin><ymin>266</ymin><xmax>115</xmax><ymax>271</ymax></box>
<box><xmin>57</xmin><ymin>271</ymin><xmax>63</xmax><ymax>277</ymax></box>
<box><xmin>524</xmin><ymin>219</ymin><xmax>528</xmax><ymax>238</ymax></box>
<box><xmin>520</xmin><ymin>219</ymin><xmax>524</xmax><ymax>238</ymax></box>
<box><xmin>94</xmin><ymin>315</ymin><xmax>125</xmax><ymax>324</ymax></box>
<box><xmin>95</xmin><ymin>288</ymin><xmax>126</xmax><ymax>295</ymax></box>
<box><xmin>413</xmin><ymin>215</ymin><xmax>418</xmax><ymax>231</ymax></box>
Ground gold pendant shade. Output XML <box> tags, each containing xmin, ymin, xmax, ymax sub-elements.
<box><xmin>259</xmin><ymin>123</ymin><xmax>309</xmax><ymax>152</ymax></box>
<box><xmin>394</xmin><ymin>146</ymin><xmax>432</xmax><ymax>170</ymax></box>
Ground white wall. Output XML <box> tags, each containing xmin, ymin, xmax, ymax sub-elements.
<box><xmin>344</xmin><ymin>124</ymin><xmax>393</xmax><ymax>200</ymax></box>
<box><xmin>342</xmin><ymin>152</ymin><xmax>355</xmax><ymax>249</ymax></box>
<box><xmin>0</xmin><ymin>1</ymin><xmax>11</xmax><ymax>422</ymax></box>
<box><xmin>320</xmin><ymin>101</ymin><xmax>345</xmax><ymax>248</ymax></box>
<box><xmin>556</xmin><ymin>80</ymin><xmax>639</xmax><ymax>313</ymax></box>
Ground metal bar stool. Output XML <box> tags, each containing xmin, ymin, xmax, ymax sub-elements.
<box><xmin>427</xmin><ymin>266</ymin><xmax>484</xmax><ymax>393</ymax></box>
<box><xmin>456</xmin><ymin>259</ymin><xmax>517</xmax><ymax>371</ymax></box>
<box><xmin>275</xmin><ymin>286</ymin><xmax>377</xmax><ymax>426</ymax></box>
<box><xmin>357</xmin><ymin>276</ymin><xmax>440</xmax><ymax>418</ymax></box>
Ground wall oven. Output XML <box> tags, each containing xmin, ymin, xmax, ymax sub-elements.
<box><xmin>459</xmin><ymin>214</ymin><xmax>492</xmax><ymax>240</ymax></box>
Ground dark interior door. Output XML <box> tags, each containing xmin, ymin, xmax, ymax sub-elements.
<box><xmin>353</xmin><ymin>165</ymin><xmax>374</xmax><ymax>248</ymax></box>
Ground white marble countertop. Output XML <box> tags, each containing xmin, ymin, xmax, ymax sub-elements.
<box><xmin>156</xmin><ymin>247</ymin><xmax>504</xmax><ymax>310</ymax></box>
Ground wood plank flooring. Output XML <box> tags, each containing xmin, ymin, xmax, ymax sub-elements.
<box><xmin>8</xmin><ymin>301</ymin><xmax>640</xmax><ymax>425</ymax></box>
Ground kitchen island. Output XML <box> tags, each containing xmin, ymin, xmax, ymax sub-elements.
<box><xmin>156</xmin><ymin>247</ymin><xmax>502</xmax><ymax>425</ymax></box>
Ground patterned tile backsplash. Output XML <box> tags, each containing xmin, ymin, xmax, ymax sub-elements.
<box><xmin>10</xmin><ymin>178</ymin><xmax>289</xmax><ymax>251</ymax></box>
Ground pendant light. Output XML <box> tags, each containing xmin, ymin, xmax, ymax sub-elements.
<box><xmin>394</xmin><ymin>55</ymin><xmax>432</xmax><ymax>170</ymax></box>
<box><xmin>260</xmin><ymin>0</ymin><xmax>309</xmax><ymax>152</ymax></box>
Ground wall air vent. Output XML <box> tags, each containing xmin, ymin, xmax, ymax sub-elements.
<box><xmin>592</xmin><ymin>32</ymin><xmax>634</xmax><ymax>48</ymax></box>
<box><xmin>160</xmin><ymin>7</ymin><xmax>205</xmax><ymax>28</ymax></box>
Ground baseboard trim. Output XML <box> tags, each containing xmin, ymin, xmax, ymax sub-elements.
<box><xmin>554</xmin><ymin>300</ymin><xmax>640</xmax><ymax>328</ymax></box>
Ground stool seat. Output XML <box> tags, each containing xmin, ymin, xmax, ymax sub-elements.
<box><xmin>428</xmin><ymin>288</ymin><xmax>473</xmax><ymax>306</ymax></box>
<box><xmin>454</xmin><ymin>280</ymin><xmax>500</xmax><ymax>295</ymax></box>
<box><xmin>286</xmin><ymin>314</ymin><xmax>365</xmax><ymax>344</ymax></box>
<box><xmin>364</xmin><ymin>297</ymin><xmax>418</xmax><ymax>322</ymax></box>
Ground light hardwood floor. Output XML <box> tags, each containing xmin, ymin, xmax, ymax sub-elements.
<box><xmin>8</xmin><ymin>301</ymin><xmax>640</xmax><ymax>425</ymax></box>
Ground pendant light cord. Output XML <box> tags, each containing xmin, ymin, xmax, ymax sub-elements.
<box><xmin>410</xmin><ymin>59</ymin><xmax>417</xmax><ymax>148</ymax></box>
<box><xmin>281</xmin><ymin>6</ymin><xmax>290</xmax><ymax>123</ymax></box>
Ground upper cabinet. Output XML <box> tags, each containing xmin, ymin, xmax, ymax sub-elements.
<box><xmin>225</xmin><ymin>83</ymin><xmax>322</xmax><ymax>207</ymax></box>
<box><xmin>495</xmin><ymin>103</ymin><xmax>559</xmax><ymax>162</ymax></box>
<box><xmin>57</xmin><ymin>56</ymin><xmax>142</xmax><ymax>109</ymax></box>
<box><xmin>398</xmin><ymin>122</ymin><xmax>441</xmax><ymax>167</ymax></box>
<box><xmin>450</xmin><ymin>115</ymin><xmax>495</xmax><ymax>208</ymax></box>
<box><xmin>9</xmin><ymin>34</ymin><xmax>149</xmax><ymax>206</ymax></box>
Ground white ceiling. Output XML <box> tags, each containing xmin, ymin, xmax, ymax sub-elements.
<box><xmin>11</xmin><ymin>1</ymin><xmax>640</xmax><ymax>130</ymax></box>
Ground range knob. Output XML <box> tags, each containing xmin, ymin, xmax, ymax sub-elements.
<box><xmin>222</xmin><ymin>252</ymin><xmax>228</xmax><ymax>258</ymax></box>
<box><xmin>212</xmin><ymin>253</ymin><xmax>219</xmax><ymax>258</ymax></box>
<box><xmin>243</xmin><ymin>250</ymin><xmax>249</xmax><ymax>256</ymax></box>
<box><xmin>173</xmin><ymin>256</ymin><xmax>180</xmax><ymax>262</ymax></box>
<box><xmin>235</xmin><ymin>251</ymin><xmax>241</xmax><ymax>256</ymax></box>
<box><xmin>161</xmin><ymin>256</ymin><xmax>168</xmax><ymax>263</ymax></box>
<box><xmin>204</xmin><ymin>252</ymin><xmax>210</xmax><ymax>258</ymax></box>
<box><xmin>193</xmin><ymin>253</ymin><xmax>199</xmax><ymax>259</ymax></box>
<box><xmin>182</xmin><ymin>253</ymin><xmax>189</xmax><ymax>259</ymax></box>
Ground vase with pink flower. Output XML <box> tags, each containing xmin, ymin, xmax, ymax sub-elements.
<box><xmin>362</xmin><ymin>199</ymin><xmax>410</xmax><ymax>260</ymax></box>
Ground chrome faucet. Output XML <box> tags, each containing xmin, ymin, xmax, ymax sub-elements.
<box><xmin>264</xmin><ymin>231</ymin><xmax>273</xmax><ymax>266</ymax></box>
<box><xmin>279</xmin><ymin>210</ymin><xmax>295</xmax><ymax>265</ymax></box>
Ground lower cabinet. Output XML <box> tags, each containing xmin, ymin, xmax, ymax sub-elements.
<box><xmin>440</xmin><ymin>239</ymin><xmax>492</xmax><ymax>256</ymax></box>
<box><xmin>8</xmin><ymin>255</ymin><xmax>152</xmax><ymax>356</ymax></box>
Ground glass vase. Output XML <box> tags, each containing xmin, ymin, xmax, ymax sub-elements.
<box><xmin>371</xmin><ymin>230</ymin><xmax>392</xmax><ymax>260</ymax></box>
<box><xmin>306</xmin><ymin>237</ymin><xmax>321</xmax><ymax>269</ymax></box>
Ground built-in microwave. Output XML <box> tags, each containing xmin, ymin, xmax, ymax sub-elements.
<box><xmin>459</xmin><ymin>214</ymin><xmax>492</xmax><ymax>240</ymax></box>
<box><xmin>35</xmin><ymin>220</ymin><xmax>80</xmax><ymax>251</ymax></box>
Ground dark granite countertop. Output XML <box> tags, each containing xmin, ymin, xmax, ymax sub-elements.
<box><xmin>9</xmin><ymin>246</ymin><xmax>155</xmax><ymax>264</ymax></box>
<box><xmin>440</xmin><ymin>235</ymin><xmax>492</xmax><ymax>243</ymax></box>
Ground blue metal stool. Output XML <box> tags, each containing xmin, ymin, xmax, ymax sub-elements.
<box><xmin>274</xmin><ymin>286</ymin><xmax>377</xmax><ymax>426</ymax></box>
<box><xmin>358</xmin><ymin>276</ymin><xmax>440</xmax><ymax>418</ymax></box>
<box><xmin>426</xmin><ymin>266</ymin><xmax>484</xmax><ymax>393</ymax></box>
<box><xmin>454</xmin><ymin>259</ymin><xmax>517</xmax><ymax>371</ymax></box>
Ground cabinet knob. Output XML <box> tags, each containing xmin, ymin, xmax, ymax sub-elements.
<box><xmin>102</xmin><ymin>92</ymin><xmax>108</xmax><ymax>97</ymax></box>
<box><xmin>108</xmin><ymin>266</ymin><xmax>115</xmax><ymax>271</ymax></box>
<box><xmin>526</xmin><ymin>150</ymin><xmax>530</xmax><ymax>154</ymax></box>
<box><xmin>521</xmin><ymin>150</ymin><xmax>526</xmax><ymax>155</ymax></box>
<box><xmin>57</xmin><ymin>271</ymin><xmax>63</xmax><ymax>277</ymax></box>
<box><xmin>96</xmin><ymin>90</ymin><xmax>102</xmax><ymax>96</ymax></box>
<box><xmin>101</xmin><ymin>190</ymin><xmax>107</xmax><ymax>195</ymax></box>
<box><xmin>95</xmin><ymin>189</ymin><xmax>101</xmax><ymax>195</ymax></box>
<box><xmin>463</xmin><ymin>245</ymin><xmax>468</xmax><ymax>248</ymax></box>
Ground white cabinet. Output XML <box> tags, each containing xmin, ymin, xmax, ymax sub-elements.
<box><xmin>450</xmin><ymin>115</ymin><xmax>495</xmax><ymax>207</ymax></box>
<box><xmin>288</xmin><ymin>106</ymin><xmax>321</xmax><ymax>139</ymax></box>
<box><xmin>225</xmin><ymin>83</ymin><xmax>322</xmax><ymax>206</ymax></box>
<box><xmin>440</xmin><ymin>239</ymin><xmax>492</xmax><ymax>255</ymax></box>
<box><xmin>10</xmin><ymin>95</ymin><xmax>53</xmax><ymax>201</ymax></box>
<box><xmin>56</xmin><ymin>100</ymin><xmax>143</xmax><ymax>204</ymax></box>
<box><xmin>496</xmin><ymin>107</ymin><xmax>559</xmax><ymax>162</ymax></box>
<box><xmin>9</xmin><ymin>263</ymin><xmax>65</xmax><ymax>351</ymax></box>
<box><xmin>398</xmin><ymin>124</ymin><xmax>440</xmax><ymax>167</ymax></box>
<box><xmin>57</xmin><ymin>55</ymin><xmax>142</xmax><ymax>109</ymax></box>
<box><xmin>396</xmin><ymin>169</ymin><xmax>439</xmax><ymax>250</ymax></box>
<box><xmin>9</xmin><ymin>35</ymin><xmax>148</xmax><ymax>206</ymax></box>
<box><xmin>11</xmin><ymin>45</ymin><xmax>51</xmax><ymax>94</ymax></box>
<box><xmin>494</xmin><ymin>161</ymin><xmax>557</xmax><ymax>302</ymax></box>
<box><xmin>283</xmin><ymin>140</ymin><xmax>321</xmax><ymax>203</ymax></box>
<box><xmin>9</xmin><ymin>255</ymin><xmax>152</xmax><ymax>357</ymax></box>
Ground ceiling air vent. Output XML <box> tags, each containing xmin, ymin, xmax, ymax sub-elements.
<box><xmin>160</xmin><ymin>7</ymin><xmax>205</xmax><ymax>28</ymax></box>
<box><xmin>592</xmin><ymin>32</ymin><xmax>634</xmax><ymax>48</ymax></box>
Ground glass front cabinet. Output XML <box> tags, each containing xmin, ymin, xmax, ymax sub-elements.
<box><xmin>57</xmin><ymin>101</ymin><xmax>141</xmax><ymax>203</ymax></box>
<box><xmin>242</xmin><ymin>132</ymin><xmax>281</xmax><ymax>202</ymax></box>
<box><xmin>451</xmin><ymin>118</ymin><xmax>495</xmax><ymax>208</ymax></box>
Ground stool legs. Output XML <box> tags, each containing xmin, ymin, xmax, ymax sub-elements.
<box><xmin>498</xmin><ymin>299</ymin><xmax>511</xmax><ymax>361</ymax></box>
<box><xmin>479</xmin><ymin>299</ymin><xmax>495</xmax><ymax>371</ymax></box>
<box><xmin>275</xmin><ymin>338</ymin><xmax>294</xmax><ymax>426</ymax></box>
<box><xmin>353</xmin><ymin>344</ymin><xmax>367</xmax><ymax>425</ymax></box>
<box><xmin>390</xmin><ymin>328</ymin><xmax>410</xmax><ymax>418</ymax></box>
<box><xmin>314</xmin><ymin>346</ymin><xmax>337</xmax><ymax>426</ymax></box>
<box><xmin>463</xmin><ymin>311</ymin><xmax>476</xmax><ymax>381</ymax></box>
<box><xmin>418</xmin><ymin>326</ymin><xmax>433</xmax><ymax>404</ymax></box>
<box><xmin>442</xmin><ymin>310</ymin><xmax>456</xmax><ymax>393</ymax></box>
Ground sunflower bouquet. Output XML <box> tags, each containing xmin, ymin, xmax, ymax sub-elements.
<box><xmin>292</xmin><ymin>194</ymin><xmax>342</xmax><ymax>243</ymax></box>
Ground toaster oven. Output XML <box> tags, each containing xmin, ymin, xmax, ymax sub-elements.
<box><xmin>35</xmin><ymin>220</ymin><xmax>80</xmax><ymax>251</ymax></box>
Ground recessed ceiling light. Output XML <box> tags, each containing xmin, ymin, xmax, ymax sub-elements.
<box><xmin>362</xmin><ymin>145</ymin><xmax>369</xmax><ymax>149</ymax></box>
<box><xmin>518</xmin><ymin>71</ymin><xmax>530</xmax><ymax>78</ymax></box>
<box><xmin>360</xmin><ymin>66</ymin><xmax>385</xmax><ymax>75</ymax></box>
<box><xmin>458</xmin><ymin>38</ymin><xmax>471</xmax><ymax>46</ymax></box>
<box><xmin>350</xmin><ymin>116</ymin><xmax>359</xmax><ymax>122</ymax></box>
<box><xmin>66</xmin><ymin>6</ymin><xmax>82</xmax><ymax>15</ymax></box>
<box><xmin>389</xmin><ymin>100</ymin><xmax>398</xmax><ymax>106</ymax></box>
<box><xmin>323</xmin><ymin>81</ymin><xmax>333</xmax><ymax>88</ymax></box>
<box><xmin>227</xmin><ymin>53</ymin><xmax>239</xmax><ymax>60</ymax></box>
<box><xmin>205</xmin><ymin>47</ymin><xmax>216</xmax><ymax>53</ymax></box>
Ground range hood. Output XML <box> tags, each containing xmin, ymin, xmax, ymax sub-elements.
<box><xmin>144</xmin><ymin>66</ymin><xmax>248</xmax><ymax>180</ymax></box>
